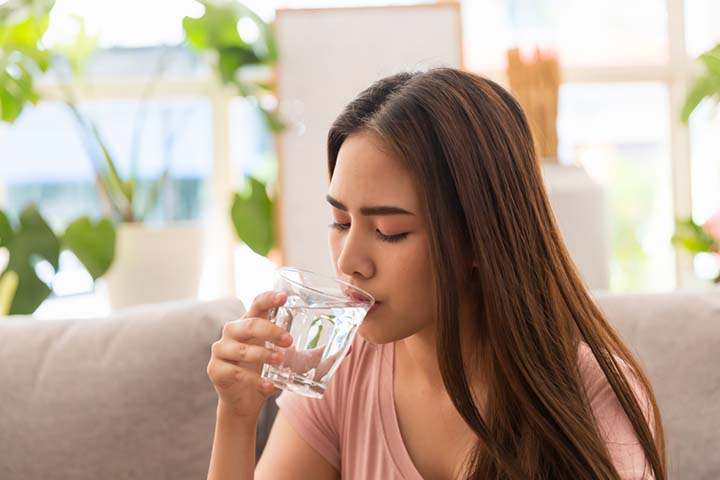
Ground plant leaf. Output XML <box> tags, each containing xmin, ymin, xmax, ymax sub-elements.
<box><xmin>258</xmin><ymin>104</ymin><xmax>286</xmax><ymax>133</ymax></box>
<box><xmin>671</xmin><ymin>217</ymin><xmax>716</xmax><ymax>253</ymax></box>
<box><xmin>0</xmin><ymin>2</ymin><xmax>54</xmax><ymax>124</ymax></box>
<box><xmin>0</xmin><ymin>210</ymin><xmax>12</xmax><ymax>246</ymax></box>
<box><xmin>218</xmin><ymin>46</ymin><xmax>260</xmax><ymax>83</ymax></box>
<box><xmin>700</xmin><ymin>49</ymin><xmax>720</xmax><ymax>79</ymax></box>
<box><xmin>1</xmin><ymin>204</ymin><xmax>60</xmax><ymax>315</ymax></box>
<box><xmin>682</xmin><ymin>43</ymin><xmax>720</xmax><ymax>124</ymax></box>
<box><xmin>0</xmin><ymin>270</ymin><xmax>19</xmax><ymax>316</ymax></box>
<box><xmin>86</xmin><ymin>118</ymin><xmax>134</xmax><ymax>221</ymax></box>
<box><xmin>183</xmin><ymin>1</ymin><xmax>274</xmax><ymax>73</ymax></box>
<box><xmin>183</xmin><ymin>2</ymin><xmax>246</xmax><ymax>51</ymax></box>
<box><xmin>681</xmin><ymin>74</ymin><xmax>720</xmax><ymax>124</ymax></box>
<box><xmin>230</xmin><ymin>176</ymin><xmax>274</xmax><ymax>256</ymax></box>
<box><xmin>61</xmin><ymin>216</ymin><xmax>116</xmax><ymax>280</ymax></box>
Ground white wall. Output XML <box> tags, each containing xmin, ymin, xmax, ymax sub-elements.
<box><xmin>274</xmin><ymin>4</ymin><xmax>463</xmax><ymax>276</ymax></box>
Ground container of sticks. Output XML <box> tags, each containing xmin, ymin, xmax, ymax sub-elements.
<box><xmin>506</xmin><ymin>46</ymin><xmax>561</xmax><ymax>164</ymax></box>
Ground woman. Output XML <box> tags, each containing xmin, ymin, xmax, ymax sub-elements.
<box><xmin>206</xmin><ymin>68</ymin><xmax>666</xmax><ymax>479</ymax></box>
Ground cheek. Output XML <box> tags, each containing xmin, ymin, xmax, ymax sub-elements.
<box><xmin>384</xmin><ymin>241</ymin><xmax>436</xmax><ymax>319</ymax></box>
<box><xmin>393</xmin><ymin>263</ymin><xmax>435</xmax><ymax>315</ymax></box>
<box><xmin>391</xmin><ymin>237</ymin><xmax>433</xmax><ymax>279</ymax></box>
<box><xmin>354</xmin><ymin>237</ymin><xmax>436</xmax><ymax>343</ymax></box>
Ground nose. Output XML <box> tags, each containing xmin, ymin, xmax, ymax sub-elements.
<box><xmin>335</xmin><ymin>225</ymin><xmax>375</xmax><ymax>281</ymax></box>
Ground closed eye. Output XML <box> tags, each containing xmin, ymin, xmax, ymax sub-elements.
<box><xmin>328</xmin><ymin>222</ymin><xmax>408</xmax><ymax>244</ymax></box>
<box><xmin>329</xmin><ymin>221</ymin><xmax>351</xmax><ymax>231</ymax></box>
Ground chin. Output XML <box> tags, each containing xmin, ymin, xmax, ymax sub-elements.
<box><xmin>358</xmin><ymin>321</ymin><xmax>407</xmax><ymax>345</ymax></box>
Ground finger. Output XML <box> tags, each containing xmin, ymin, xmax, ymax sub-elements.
<box><xmin>232</xmin><ymin>365</ymin><xmax>280</xmax><ymax>395</ymax></box>
<box><xmin>258</xmin><ymin>378</ymin><xmax>280</xmax><ymax>395</ymax></box>
<box><xmin>207</xmin><ymin>360</ymin><xmax>279</xmax><ymax>396</ymax></box>
<box><xmin>207</xmin><ymin>358</ymin><xmax>245</xmax><ymax>389</ymax></box>
<box><xmin>212</xmin><ymin>340</ymin><xmax>284</xmax><ymax>365</ymax></box>
<box><xmin>245</xmin><ymin>290</ymin><xmax>287</xmax><ymax>319</ymax></box>
<box><xmin>223</xmin><ymin>317</ymin><xmax>293</xmax><ymax>347</ymax></box>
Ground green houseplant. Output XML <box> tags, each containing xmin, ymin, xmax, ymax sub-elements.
<box><xmin>183</xmin><ymin>0</ymin><xmax>286</xmax><ymax>259</ymax></box>
<box><xmin>1</xmin><ymin>0</ymin><xmax>284</xmax><ymax>312</ymax></box>
<box><xmin>675</xmin><ymin>42</ymin><xmax>720</xmax><ymax>283</ymax></box>
<box><xmin>0</xmin><ymin>0</ymin><xmax>116</xmax><ymax>315</ymax></box>
<box><xmin>1</xmin><ymin>1</ymin><xmax>203</xmax><ymax>310</ymax></box>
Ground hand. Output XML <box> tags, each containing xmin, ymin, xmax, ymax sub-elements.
<box><xmin>206</xmin><ymin>291</ymin><xmax>293</xmax><ymax>419</ymax></box>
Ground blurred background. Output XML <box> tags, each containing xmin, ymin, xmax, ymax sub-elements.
<box><xmin>0</xmin><ymin>0</ymin><xmax>718</xmax><ymax>319</ymax></box>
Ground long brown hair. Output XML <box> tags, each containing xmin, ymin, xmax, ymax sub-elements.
<box><xmin>326</xmin><ymin>68</ymin><xmax>666</xmax><ymax>479</ymax></box>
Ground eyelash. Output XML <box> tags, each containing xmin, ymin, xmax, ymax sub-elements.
<box><xmin>328</xmin><ymin>222</ymin><xmax>409</xmax><ymax>243</ymax></box>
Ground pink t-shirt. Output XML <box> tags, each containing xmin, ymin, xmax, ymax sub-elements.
<box><xmin>275</xmin><ymin>335</ymin><xmax>655</xmax><ymax>479</ymax></box>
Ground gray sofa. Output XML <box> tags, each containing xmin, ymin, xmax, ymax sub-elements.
<box><xmin>0</xmin><ymin>289</ymin><xmax>718</xmax><ymax>479</ymax></box>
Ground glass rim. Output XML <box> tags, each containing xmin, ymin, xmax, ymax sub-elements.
<box><xmin>276</xmin><ymin>266</ymin><xmax>375</xmax><ymax>306</ymax></box>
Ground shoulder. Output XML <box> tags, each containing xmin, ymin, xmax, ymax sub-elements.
<box><xmin>576</xmin><ymin>342</ymin><xmax>649</xmax><ymax>408</ymax></box>
<box><xmin>576</xmin><ymin>342</ymin><xmax>656</xmax><ymax>478</ymax></box>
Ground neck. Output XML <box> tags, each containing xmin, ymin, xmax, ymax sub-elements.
<box><xmin>396</xmin><ymin>296</ymin><xmax>484</xmax><ymax>395</ymax></box>
<box><xmin>396</xmin><ymin>321</ymin><xmax>444</xmax><ymax>392</ymax></box>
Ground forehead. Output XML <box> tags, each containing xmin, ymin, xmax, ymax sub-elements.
<box><xmin>328</xmin><ymin>132</ymin><xmax>420</xmax><ymax>211</ymax></box>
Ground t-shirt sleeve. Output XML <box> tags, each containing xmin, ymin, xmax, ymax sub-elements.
<box><xmin>274</xmin><ymin>351</ymin><xmax>353</xmax><ymax>470</ymax></box>
<box><xmin>579</xmin><ymin>345</ymin><xmax>656</xmax><ymax>480</ymax></box>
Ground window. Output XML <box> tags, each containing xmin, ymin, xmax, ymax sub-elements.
<box><xmin>557</xmin><ymin>83</ymin><xmax>674</xmax><ymax>291</ymax></box>
<box><xmin>461</xmin><ymin>0</ymin><xmax>668</xmax><ymax>71</ymax></box>
<box><xmin>461</xmin><ymin>0</ymin><xmax>720</xmax><ymax>291</ymax></box>
<box><xmin>3</xmin><ymin>97</ymin><xmax>212</xmax><ymax>226</ymax></box>
<box><xmin>684</xmin><ymin>0</ymin><xmax>720</xmax><ymax>57</ymax></box>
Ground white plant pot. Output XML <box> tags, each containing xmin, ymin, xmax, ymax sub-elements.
<box><xmin>103</xmin><ymin>222</ymin><xmax>205</xmax><ymax>310</ymax></box>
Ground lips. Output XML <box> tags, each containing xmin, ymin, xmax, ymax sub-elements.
<box><xmin>344</xmin><ymin>288</ymin><xmax>375</xmax><ymax>304</ymax></box>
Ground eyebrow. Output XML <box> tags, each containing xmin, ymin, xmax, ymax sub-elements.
<box><xmin>326</xmin><ymin>194</ymin><xmax>415</xmax><ymax>216</ymax></box>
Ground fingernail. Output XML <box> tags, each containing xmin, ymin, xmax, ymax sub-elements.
<box><xmin>270</xmin><ymin>352</ymin><xmax>283</xmax><ymax>363</ymax></box>
<box><xmin>280</xmin><ymin>333</ymin><xmax>293</xmax><ymax>344</ymax></box>
<box><xmin>275</xmin><ymin>292</ymin><xmax>285</xmax><ymax>302</ymax></box>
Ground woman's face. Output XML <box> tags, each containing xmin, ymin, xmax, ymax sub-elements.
<box><xmin>327</xmin><ymin>132</ymin><xmax>436</xmax><ymax>344</ymax></box>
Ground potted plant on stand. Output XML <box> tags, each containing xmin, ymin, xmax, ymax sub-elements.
<box><xmin>2</xmin><ymin>0</ymin><xmax>285</xmax><ymax>310</ymax></box>
<box><xmin>101</xmin><ymin>0</ymin><xmax>287</xmax><ymax>306</ymax></box>
<box><xmin>2</xmin><ymin>5</ymin><xmax>209</xmax><ymax>309</ymax></box>
<box><xmin>71</xmin><ymin>111</ymin><xmax>207</xmax><ymax>309</ymax></box>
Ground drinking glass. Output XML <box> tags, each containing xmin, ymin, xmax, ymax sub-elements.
<box><xmin>260</xmin><ymin>267</ymin><xmax>374</xmax><ymax>398</ymax></box>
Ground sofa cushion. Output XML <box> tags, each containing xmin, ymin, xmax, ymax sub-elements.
<box><xmin>0</xmin><ymin>297</ymin><xmax>245</xmax><ymax>480</ymax></box>
<box><xmin>594</xmin><ymin>287</ymin><xmax>720</xmax><ymax>480</ymax></box>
